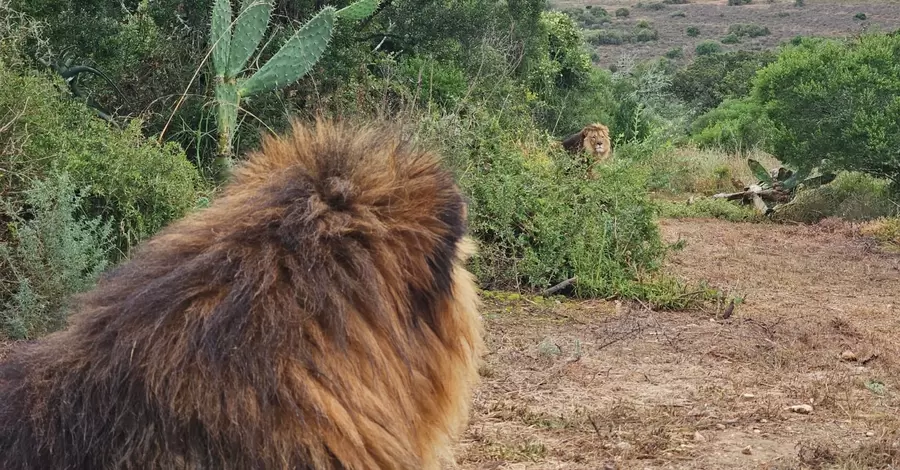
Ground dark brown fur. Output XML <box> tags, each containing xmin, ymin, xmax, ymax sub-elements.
<box><xmin>0</xmin><ymin>119</ymin><xmax>484</xmax><ymax>469</ymax></box>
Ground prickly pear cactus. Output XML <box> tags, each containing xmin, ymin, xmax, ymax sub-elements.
<box><xmin>208</xmin><ymin>0</ymin><xmax>380</xmax><ymax>181</ymax></box>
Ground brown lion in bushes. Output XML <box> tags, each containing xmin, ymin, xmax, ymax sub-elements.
<box><xmin>0</xmin><ymin>118</ymin><xmax>485</xmax><ymax>470</ymax></box>
<box><xmin>560</xmin><ymin>122</ymin><xmax>612</xmax><ymax>162</ymax></box>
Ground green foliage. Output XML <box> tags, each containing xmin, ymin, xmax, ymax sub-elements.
<box><xmin>0</xmin><ymin>173</ymin><xmax>112</xmax><ymax>340</ymax></box>
<box><xmin>662</xmin><ymin>0</ymin><xmax>690</xmax><ymax>4</ymax></box>
<box><xmin>728</xmin><ymin>23</ymin><xmax>771</xmax><ymax>38</ymax></box>
<box><xmin>752</xmin><ymin>33</ymin><xmax>900</xmax><ymax>186</ymax></box>
<box><xmin>639</xmin><ymin>2</ymin><xmax>667</xmax><ymax>11</ymax></box>
<box><xmin>793</xmin><ymin>0</ymin><xmax>804</xmax><ymax>6</ymax></box>
<box><xmin>586</xmin><ymin>24</ymin><xmax>658</xmax><ymax>45</ymax></box>
<box><xmin>665</xmin><ymin>47</ymin><xmax>684</xmax><ymax>59</ymax></box>
<box><xmin>695</xmin><ymin>41</ymin><xmax>722</xmax><ymax>56</ymax></box>
<box><xmin>686</xmin><ymin>26</ymin><xmax>700</xmax><ymax>37</ymax></box>
<box><xmin>772</xmin><ymin>172</ymin><xmax>898</xmax><ymax>224</ymax></box>
<box><xmin>672</xmin><ymin>50</ymin><xmax>776</xmax><ymax>112</ymax></box>
<box><xmin>855</xmin><ymin>12</ymin><xmax>867</xmax><ymax>21</ymax></box>
<box><xmin>721</xmin><ymin>33</ymin><xmax>740</xmax><ymax>44</ymax></box>
<box><xmin>727</xmin><ymin>0</ymin><xmax>751</xmax><ymax>5</ymax></box>
<box><xmin>0</xmin><ymin>65</ymin><xmax>200</xmax><ymax>256</ymax></box>
<box><xmin>690</xmin><ymin>98</ymin><xmax>771</xmax><ymax>154</ymax></box>
<box><xmin>561</xmin><ymin>6</ymin><xmax>611</xmax><ymax>28</ymax></box>
<box><xmin>657</xmin><ymin>198</ymin><xmax>758</xmax><ymax>222</ymax></box>
<box><xmin>615</xmin><ymin>7</ymin><xmax>630</xmax><ymax>17</ymax></box>
<box><xmin>417</xmin><ymin>110</ymin><xmax>667</xmax><ymax>299</ymax></box>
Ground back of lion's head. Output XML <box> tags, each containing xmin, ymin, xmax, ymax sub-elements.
<box><xmin>0</xmin><ymin>117</ymin><xmax>484</xmax><ymax>470</ymax></box>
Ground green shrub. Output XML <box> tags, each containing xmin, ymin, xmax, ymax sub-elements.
<box><xmin>641</xmin><ymin>2</ymin><xmax>667</xmax><ymax>10</ymax></box>
<box><xmin>671</xmin><ymin>50</ymin><xmax>776</xmax><ymax>112</ymax></box>
<box><xmin>728</xmin><ymin>23</ymin><xmax>771</xmax><ymax>38</ymax></box>
<box><xmin>721</xmin><ymin>33</ymin><xmax>740</xmax><ymax>44</ymax></box>
<box><xmin>695</xmin><ymin>40</ymin><xmax>722</xmax><ymax>55</ymax></box>
<box><xmin>771</xmin><ymin>172</ymin><xmax>898</xmax><ymax>224</ymax></box>
<box><xmin>0</xmin><ymin>173</ymin><xmax>113</xmax><ymax>339</ymax></box>
<box><xmin>728</xmin><ymin>0</ymin><xmax>751</xmax><ymax>5</ymax></box>
<box><xmin>690</xmin><ymin>98</ymin><xmax>771</xmax><ymax>154</ymax></box>
<box><xmin>0</xmin><ymin>66</ymin><xmax>201</xmax><ymax>256</ymax></box>
<box><xmin>752</xmin><ymin>33</ymin><xmax>900</xmax><ymax>186</ymax></box>
<box><xmin>400</xmin><ymin>55</ymin><xmax>468</xmax><ymax>108</ymax></box>
<box><xmin>854</xmin><ymin>12</ymin><xmax>867</xmax><ymax>20</ymax></box>
<box><xmin>686</xmin><ymin>26</ymin><xmax>700</xmax><ymax>37</ymax></box>
<box><xmin>793</xmin><ymin>0</ymin><xmax>804</xmax><ymax>6</ymax></box>
<box><xmin>417</xmin><ymin>111</ymin><xmax>668</xmax><ymax>299</ymax></box>
<box><xmin>615</xmin><ymin>7</ymin><xmax>630</xmax><ymax>17</ymax></box>
<box><xmin>663</xmin><ymin>0</ymin><xmax>690</xmax><ymax>4</ymax></box>
<box><xmin>665</xmin><ymin>47</ymin><xmax>684</xmax><ymax>59</ymax></box>
<box><xmin>657</xmin><ymin>198</ymin><xmax>758</xmax><ymax>222</ymax></box>
<box><xmin>635</xmin><ymin>25</ymin><xmax>659</xmax><ymax>42</ymax></box>
<box><xmin>670</xmin><ymin>11</ymin><xmax>686</xmax><ymax>17</ymax></box>
<box><xmin>587</xmin><ymin>29</ymin><xmax>625</xmax><ymax>45</ymax></box>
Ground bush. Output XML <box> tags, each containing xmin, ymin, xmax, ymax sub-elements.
<box><xmin>671</xmin><ymin>50</ymin><xmax>776</xmax><ymax>112</ymax></box>
<box><xmin>690</xmin><ymin>98</ymin><xmax>771</xmax><ymax>154</ymax></box>
<box><xmin>663</xmin><ymin>0</ymin><xmax>690</xmax><ymax>4</ymax></box>
<box><xmin>615</xmin><ymin>7</ymin><xmax>630</xmax><ymax>17</ymax></box>
<box><xmin>695</xmin><ymin>40</ymin><xmax>722</xmax><ymax>55</ymax></box>
<box><xmin>772</xmin><ymin>172</ymin><xmax>898</xmax><ymax>224</ymax></box>
<box><xmin>686</xmin><ymin>26</ymin><xmax>700</xmax><ymax>37</ymax></box>
<box><xmin>854</xmin><ymin>12</ymin><xmax>867</xmax><ymax>21</ymax></box>
<box><xmin>640</xmin><ymin>2</ymin><xmax>667</xmax><ymax>10</ymax></box>
<box><xmin>665</xmin><ymin>47</ymin><xmax>684</xmax><ymax>59</ymax></box>
<box><xmin>657</xmin><ymin>198</ymin><xmax>758</xmax><ymax>222</ymax></box>
<box><xmin>0</xmin><ymin>66</ymin><xmax>201</xmax><ymax>256</ymax></box>
<box><xmin>588</xmin><ymin>29</ymin><xmax>625</xmax><ymax>45</ymax></box>
<box><xmin>0</xmin><ymin>173</ymin><xmax>113</xmax><ymax>339</ymax></box>
<box><xmin>728</xmin><ymin>0</ymin><xmax>751</xmax><ymax>5</ymax></box>
<box><xmin>721</xmin><ymin>33</ymin><xmax>740</xmax><ymax>44</ymax></box>
<box><xmin>728</xmin><ymin>23</ymin><xmax>771</xmax><ymax>38</ymax></box>
<box><xmin>671</xmin><ymin>11</ymin><xmax>686</xmax><ymax>17</ymax></box>
<box><xmin>635</xmin><ymin>25</ymin><xmax>659</xmax><ymax>42</ymax></box>
<box><xmin>752</xmin><ymin>33</ymin><xmax>900</xmax><ymax>186</ymax></box>
<box><xmin>417</xmin><ymin>111</ymin><xmax>668</xmax><ymax>299</ymax></box>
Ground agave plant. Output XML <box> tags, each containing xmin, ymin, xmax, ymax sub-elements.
<box><xmin>714</xmin><ymin>159</ymin><xmax>837</xmax><ymax>215</ymax></box>
<box><xmin>209</xmin><ymin>0</ymin><xmax>379</xmax><ymax>178</ymax></box>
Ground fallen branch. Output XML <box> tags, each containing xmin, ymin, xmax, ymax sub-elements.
<box><xmin>541</xmin><ymin>276</ymin><xmax>577</xmax><ymax>296</ymax></box>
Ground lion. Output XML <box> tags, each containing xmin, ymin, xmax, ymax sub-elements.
<box><xmin>560</xmin><ymin>122</ymin><xmax>613</xmax><ymax>163</ymax></box>
<box><xmin>0</xmin><ymin>118</ymin><xmax>485</xmax><ymax>470</ymax></box>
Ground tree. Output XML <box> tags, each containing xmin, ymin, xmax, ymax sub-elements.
<box><xmin>753</xmin><ymin>34</ymin><xmax>900</xmax><ymax>185</ymax></box>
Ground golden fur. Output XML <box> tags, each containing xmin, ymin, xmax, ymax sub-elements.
<box><xmin>560</xmin><ymin>122</ymin><xmax>613</xmax><ymax>162</ymax></box>
<box><xmin>0</xmin><ymin>118</ymin><xmax>484</xmax><ymax>469</ymax></box>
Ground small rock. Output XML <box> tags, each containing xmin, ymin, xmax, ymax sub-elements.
<box><xmin>753</xmin><ymin>429</ymin><xmax>761</xmax><ymax>434</ymax></box>
<box><xmin>788</xmin><ymin>404</ymin><xmax>814</xmax><ymax>414</ymax></box>
<box><xmin>841</xmin><ymin>350</ymin><xmax>858</xmax><ymax>362</ymax></box>
<box><xmin>866</xmin><ymin>431</ymin><xmax>875</xmax><ymax>437</ymax></box>
<box><xmin>694</xmin><ymin>431</ymin><xmax>706</xmax><ymax>442</ymax></box>
<box><xmin>760</xmin><ymin>419</ymin><xmax>768</xmax><ymax>424</ymax></box>
<box><xmin>716</xmin><ymin>423</ymin><xmax>727</xmax><ymax>430</ymax></box>
<box><xmin>741</xmin><ymin>393</ymin><xmax>756</xmax><ymax>399</ymax></box>
<box><xmin>742</xmin><ymin>446</ymin><xmax>752</xmax><ymax>455</ymax></box>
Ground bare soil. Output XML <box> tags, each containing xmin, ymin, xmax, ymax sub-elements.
<box><xmin>552</xmin><ymin>0</ymin><xmax>900</xmax><ymax>68</ymax></box>
<box><xmin>455</xmin><ymin>217</ymin><xmax>900</xmax><ymax>469</ymax></box>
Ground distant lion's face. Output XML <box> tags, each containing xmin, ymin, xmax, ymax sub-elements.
<box><xmin>582</xmin><ymin>124</ymin><xmax>611</xmax><ymax>160</ymax></box>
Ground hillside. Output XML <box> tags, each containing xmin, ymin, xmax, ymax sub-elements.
<box><xmin>552</xmin><ymin>0</ymin><xmax>900</xmax><ymax>67</ymax></box>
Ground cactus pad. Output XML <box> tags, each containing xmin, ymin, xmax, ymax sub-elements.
<box><xmin>336</xmin><ymin>0</ymin><xmax>381</xmax><ymax>22</ymax></box>
<box><xmin>226</xmin><ymin>0</ymin><xmax>274</xmax><ymax>78</ymax></box>
<box><xmin>210</xmin><ymin>0</ymin><xmax>233</xmax><ymax>77</ymax></box>
<box><xmin>239</xmin><ymin>6</ymin><xmax>336</xmax><ymax>97</ymax></box>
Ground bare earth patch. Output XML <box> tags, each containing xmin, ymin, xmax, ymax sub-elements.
<box><xmin>456</xmin><ymin>218</ymin><xmax>900</xmax><ymax>469</ymax></box>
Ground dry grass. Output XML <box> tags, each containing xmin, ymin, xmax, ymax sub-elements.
<box><xmin>456</xmin><ymin>217</ymin><xmax>900</xmax><ymax>469</ymax></box>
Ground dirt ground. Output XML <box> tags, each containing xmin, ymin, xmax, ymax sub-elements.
<box><xmin>455</xmin><ymin>217</ymin><xmax>900</xmax><ymax>469</ymax></box>
<box><xmin>2</xmin><ymin>217</ymin><xmax>898</xmax><ymax>468</ymax></box>
<box><xmin>551</xmin><ymin>0</ymin><xmax>900</xmax><ymax>68</ymax></box>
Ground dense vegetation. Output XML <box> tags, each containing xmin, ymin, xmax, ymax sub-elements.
<box><xmin>0</xmin><ymin>0</ymin><xmax>898</xmax><ymax>339</ymax></box>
